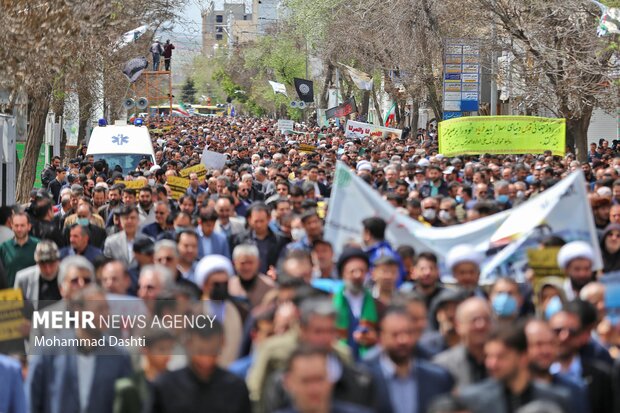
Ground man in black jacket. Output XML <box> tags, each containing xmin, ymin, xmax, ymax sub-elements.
<box><xmin>47</xmin><ymin>167</ymin><xmax>66</xmax><ymax>204</ymax></box>
<box><xmin>232</xmin><ymin>202</ymin><xmax>286</xmax><ymax>273</ymax></box>
<box><xmin>148</xmin><ymin>321</ymin><xmax>251</xmax><ymax>413</ymax></box>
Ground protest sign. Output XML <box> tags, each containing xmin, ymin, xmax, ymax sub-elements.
<box><xmin>438</xmin><ymin>116</ymin><xmax>566</xmax><ymax>157</ymax></box>
<box><xmin>0</xmin><ymin>289</ymin><xmax>25</xmax><ymax>343</ymax></box>
<box><xmin>180</xmin><ymin>164</ymin><xmax>207</xmax><ymax>180</ymax></box>
<box><xmin>299</xmin><ymin>144</ymin><xmax>317</xmax><ymax>154</ymax></box>
<box><xmin>166</xmin><ymin>176</ymin><xmax>190</xmax><ymax>200</ymax></box>
<box><xmin>526</xmin><ymin>247</ymin><xmax>562</xmax><ymax>278</ymax></box>
<box><xmin>344</xmin><ymin>120</ymin><xmax>402</xmax><ymax>140</ymax></box>
<box><xmin>325</xmin><ymin>162</ymin><xmax>601</xmax><ymax>282</ymax></box>
<box><xmin>119</xmin><ymin>180</ymin><xmax>145</xmax><ymax>190</ymax></box>
<box><xmin>201</xmin><ymin>150</ymin><xmax>228</xmax><ymax>171</ymax></box>
<box><xmin>325</xmin><ymin>97</ymin><xmax>357</xmax><ymax>119</ymax></box>
<box><xmin>277</xmin><ymin>119</ymin><xmax>295</xmax><ymax>132</ymax></box>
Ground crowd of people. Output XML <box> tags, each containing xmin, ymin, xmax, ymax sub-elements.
<box><xmin>0</xmin><ymin>114</ymin><xmax>620</xmax><ymax>413</ymax></box>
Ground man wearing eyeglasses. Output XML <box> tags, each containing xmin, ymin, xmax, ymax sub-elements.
<box><xmin>549</xmin><ymin>305</ymin><xmax>614</xmax><ymax>413</ymax></box>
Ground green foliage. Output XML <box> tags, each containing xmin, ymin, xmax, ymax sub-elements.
<box><xmin>181</xmin><ymin>77</ymin><xmax>197</xmax><ymax>103</ymax></box>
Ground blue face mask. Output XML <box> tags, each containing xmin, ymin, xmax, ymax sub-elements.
<box><xmin>492</xmin><ymin>292</ymin><xmax>518</xmax><ymax>317</ymax></box>
<box><xmin>496</xmin><ymin>195</ymin><xmax>509</xmax><ymax>204</ymax></box>
<box><xmin>455</xmin><ymin>195</ymin><xmax>463</xmax><ymax>203</ymax></box>
<box><xmin>76</xmin><ymin>218</ymin><xmax>89</xmax><ymax>226</ymax></box>
<box><xmin>544</xmin><ymin>295</ymin><xmax>563</xmax><ymax>320</ymax></box>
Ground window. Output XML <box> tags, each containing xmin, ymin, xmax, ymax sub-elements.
<box><xmin>216</xmin><ymin>26</ymin><xmax>223</xmax><ymax>33</ymax></box>
<box><xmin>216</xmin><ymin>34</ymin><xmax>223</xmax><ymax>40</ymax></box>
<box><xmin>216</xmin><ymin>15</ymin><xmax>223</xmax><ymax>23</ymax></box>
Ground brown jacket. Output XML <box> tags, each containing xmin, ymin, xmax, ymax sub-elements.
<box><xmin>228</xmin><ymin>274</ymin><xmax>275</xmax><ymax>308</ymax></box>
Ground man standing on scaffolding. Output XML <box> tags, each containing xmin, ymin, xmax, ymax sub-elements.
<box><xmin>163</xmin><ymin>39</ymin><xmax>175</xmax><ymax>72</ymax></box>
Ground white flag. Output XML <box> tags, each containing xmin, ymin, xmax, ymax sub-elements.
<box><xmin>115</xmin><ymin>25</ymin><xmax>149</xmax><ymax>50</ymax></box>
<box><xmin>268</xmin><ymin>81</ymin><xmax>288</xmax><ymax>97</ymax></box>
<box><xmin>325</xmin><ymin>162</ymin><xmax>602</xmax><ymax>282</ymax></box>
<box><xmin>339</xmin><ymin>63</ymin><xmax>373</xmax><ymax>91</ymax></box>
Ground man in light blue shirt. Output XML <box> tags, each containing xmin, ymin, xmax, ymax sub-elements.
<box><xmin>197</xmin><ymin>207</ymin><xmax>230</xmax><ymax>259</ymax></box>
<box><xmin>0</xmin><ymin>354</ymin><xmax>26</xmax><ymax>413</ymax></box>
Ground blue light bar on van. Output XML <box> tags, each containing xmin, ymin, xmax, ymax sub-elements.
<box><xmin>134</xmin><ymin>118</ymin><xmax>144</xmax><ymax>127</ymax></box>
<box><xmin>98</xmin><ymin>118</ymin><xmax>107</xmax><ymax>127</ymax></box>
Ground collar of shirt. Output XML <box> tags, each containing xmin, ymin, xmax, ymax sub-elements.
<box><xmin>550</xmin><ymin>354</ymin><xmax>582</xmax><ymax>381</ymax></box>
<box><xmin>11</xmin><ymin>237</ymin><xmax>32</xmax><ymax>247</ymax></box>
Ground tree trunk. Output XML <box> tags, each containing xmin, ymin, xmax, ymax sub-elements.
<box><xmin>360</xmin><ymin>90</ymin><xmax>370</xmax><ymax>120</ymax></box>
<box><xmin>411</xmin><ymin>99</ymin><xmax>420</xmax><ymax>130</ymax></box>
<box><xmin>566</xmin><ymin>109</ymin><xmax>592</xmax><ymax>163</ymax></box>
<box><xmin>16</xmin><ymin>86</ymin><xmax>51</xmax><ymax>203</ymax></box>
<box><xmin>371</xmin><ymin>89</ymin><xmax>383</xmax><ymax>126</ymax></box>
<box><xmin>320</xmin><ymin>62</ymin><xmax>334</xmax><ymax>108</ymax></box>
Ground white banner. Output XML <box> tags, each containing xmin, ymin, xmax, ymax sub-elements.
<box><xmin>344</xmin><ymin>120</ymin><xmax>402</xmax><ymax>140</ymax></box>
<box><xmin>325</xmin><ymin>162</ymin><xmax>602</xmax><ymax>282</ymax></box>
<box><xmin>277</xmin><ymin>119</ymin><xmax>295</xmax><ymax>131</ymax></box>
<box><xmin>268</xmin><ymin>81</ymin><xmax>288</xmax><ymax>97</ymax></box>
<box><xmin>339</xmin><ymin>63</ymin><xmax>373</xmax><ymax>91</ymax></box>
<box><xmin>201</xmin><ymin>150</ymin><xmax>228</xmax><ymax>171</ymax></box>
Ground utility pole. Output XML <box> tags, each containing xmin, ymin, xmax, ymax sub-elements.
<box><xmin>490</xmin><ymin>0</ymin><xmax>497</xmax><ymax>115</ymax></box>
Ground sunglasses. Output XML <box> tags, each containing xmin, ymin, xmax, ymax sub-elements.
<box><xmin>552</xmin><ymin>327</ymin><xmax>580</xmax><ymax>337</ymax></box>
<box><xmin>69</xmin><ymin>277</ymin><xmax>92</xmax><ymax>286</ymax></box>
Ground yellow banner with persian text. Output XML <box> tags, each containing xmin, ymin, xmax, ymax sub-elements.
<box><xmin>438</xmin><ymin>116</ymin><xmax>565</xmax><ymax>157</ymax></box>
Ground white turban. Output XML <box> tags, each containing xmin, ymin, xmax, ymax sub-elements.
<box><xmin>557</xmin><ymin>241</ymin><xmax>594</xmax><ymax>270</ymax></box>
<box><xmin>446</xmin><ymin>244</ymin><xmax>484</xmax><ymax>270</ymax></box>
<box><xmin>194</xmin><ymin>255</ymin><xmax>234</xmax><ymax>288</ymax></box>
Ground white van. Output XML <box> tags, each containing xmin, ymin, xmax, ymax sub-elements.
<box><xmin>86</xmin><ymin>123</ymin><xmax>156</xmax><ymax>172</ymax></box>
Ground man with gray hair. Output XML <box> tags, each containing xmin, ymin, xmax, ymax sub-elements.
<box><xmin>255</xmin><ymin>167</ymin><xmax>275</xmax><ymax>198</ymax></box>
<box><xmin>153</xmin><ymin>239</ymin><xmax>201</xmax><ymax>299</ymax></box>
<box><xmin>57</xmin><ymin>255</ymin><xmax>95</xmax><ymax>300</ymax></box>
<box><xmin>14</xmin><ymin>240</ymin><xmax>62</xmax><ymax>309</ymax></box>
<box><xmin>228</xmin><ymin>244</ymin><xmax>275</xmax><ymax>308</ymax></box>
<box><xmin>138</xmin><ymin>264</ymin><xmax>176</xmax><ymax>312</ymax></box>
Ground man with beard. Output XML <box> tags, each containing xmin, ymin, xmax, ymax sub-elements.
<box><xmin>524</xmin><ymin>319</ymin><xmax>589</xmax><ymax>413</ymax></box>
<box><xmin>459</xmin><ymin>323</ymin><xmax>571</xmax><ymax>413</ymax></box>
<box><xmin>228</xmin><ymin>244</ymin><xmax>274</xmax><ymax>308</ymax></box>
<box><xmin>557</xmin><ymin>241</ymin><xmax>595</xmax><ymax>300</ymax></box>
<box><xmin>420</xmin><ymin>165</ymin><xmax>449</xmax><ymax>198</ymax></box>
<box><xmin>98</xmin><ymin>184</ymin><xmax>122</xmax><ymax>224</ymax></box>
<box><xmin>137</xmin><ymin>186</ymin><xmax>156</xmax><ymax>227</ymax></box>
<box><xmin>403</xmin><ymin>252</ymin><xmax>445</xmax><ymax>310</ymax></box>
<box><xmin>141</xmin><ymin>201</ymin><xmax>170</xmax><ymax>239</ymax></box>
<box><xmin>364</xmin><ymin>308</ymin><xmax>453</xmax><ymax>413</ymax></box>
<box><xmin>548</xmin><ymin>306</ymin><xmax>614</xmax><ymax>413</ymax></box>
<box><xmin>445</xmin><ymin>244</ymin><xmax>486</xmax><ymax>297</ymax></box>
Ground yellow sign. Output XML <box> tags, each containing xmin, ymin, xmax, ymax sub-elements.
<box><xmin>119</xmin><ymin>180</ymin><xmax>146</xmax><ymax>190</ymax></box>
<box><xmin>179</xmin><ymin>164</ymin><xmax>207</xmax><ymax>180</ymax></box>
<box><xmin>299</xmin><ymin>144</ymin><xmax>317</xmax><ymax>154</ymax></box>
<box><xmin>438</xmin><ymin>116</ymin><xmax>566</xmax><ymax>157</ymax></box>
<box><xmin>527</xmin><ymin>247</ymin><xmax>563</xmax><ymax>279</ymax></box>
<box><xmin>167</xmin><ymin>176</ymin><xmax>190</xmax><ymax>200</ymax></box>
<box><xmin>0</xmin><ymin>288</ymin><xmax>25</xmax><ymax>342</ymax></box>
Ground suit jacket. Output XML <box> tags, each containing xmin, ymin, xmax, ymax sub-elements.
<box><xmin>459</xmin><ymin>378</ymin><xmax>572</xmax><ymax>413</ymax></box>
<box><xmin>215</xmin><ymin>217</ymin><xmax>246</xmax><ymax>242</ymax></box>
<box><xmin>363</xmin><ymin>355</ymin><xmax>453</xmax><ymax>413</ymax></box>
<box><xmin>103</xmin><ymin>231</ymin><xmax>136</xmax><ymax>267</ymax></box>
<box><xmin>59</xmin><ymin>245</ymin><xmax>103</xmax><ymax>265</ymax></box>
<box><xmin>14</xmin><ymin>265</ymin><xmax>46</xmax><ymax>310</ymax></box>
<box><xmin>141</xmin><ymin>222</ymin><xmax>165</xmax><ymax>239</ymax></box>
<box><xmin>228</xmin><ymin>274</ymin><xmax>275</xmax><ymax>308</ymax></box>
<box><xmin>28</xmin><ymin>348</ymin><xmax>133</xmax><ymax>413</ymax></box>
<box><xmin>274</xmin><ymin>400</ymin><xmax>373</xmax><ymax>413</ymax></box>
<box><xmin>0</xmin><ymin>354</ymin><xmax>27</xmax><ymax>413</ymax></box>
<box><xmin>433</xmin><ymin>344</ymin><xmax>484</xmax><ymax>389</ymax></box>
<box><xmin>581</xmin><ymin>359</ymin><xmax>615</xmax><ymax>413</ymax></box>
<box><xmin>197</xmin><ymin>229</ymin><xmax>231</xmax><ymax>259</ymax></box>
<box><xmin>264</xmin><ymin>359</ymin><xmax>375</xmax><ymax>413</ymax></box>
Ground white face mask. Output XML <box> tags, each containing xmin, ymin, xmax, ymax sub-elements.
<box><xmin>438</xmin><ymin>210</ymin><xmax>452</xmax><ymax>222</ymax></box>
<box><xmin>516</xmin><ymin>190</ymin><xmax>525</xmax><ymax>199</ymax></box>
<box><xmin>291</xmin><ymin>228</ymin><xmax>306</xmax><ymax>241</ymax></box>
<box><xmin>422</xmin><ymin>208</ymin><xmax>437</xmax><ymax>221</ymax></box>
<box><xmin>148</xmin><ymin>179</ymin><xmax>155</xmax><ymax>186</ymax></box>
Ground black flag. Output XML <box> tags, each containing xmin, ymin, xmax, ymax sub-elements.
<box><xmin>325</xmin><ymin>97</ymin><xmax>358</xmax><ymax>119</ymax></box>
<box><xmin>294</xmin><ymin>78</ymin><xmax>314</xmax><ymax>103</ymax></box>
<box><xmin>122</xmin><ymin>57</ymin><xmax>149</xmax><ymax>83</ymax></box>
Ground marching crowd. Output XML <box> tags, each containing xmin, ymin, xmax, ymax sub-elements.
<box><xmin>0</xmin><ymin>115</ymin><xmax>620</xmax><ymax>413</ymax></box>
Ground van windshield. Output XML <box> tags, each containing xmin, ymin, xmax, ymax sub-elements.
<box><xmin>90</xmin><ymin>154</ymin><xmax>153</xmax><ymax>172</ymax></box>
